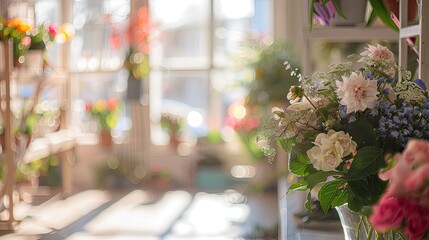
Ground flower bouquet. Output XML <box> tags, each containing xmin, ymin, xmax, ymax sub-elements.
<box><xmin>0</xmin><ymin>17</ymin><xmax>74</xmax><ymax>65</ymax></box>
<box><xmin>259</xmin><ymin>44</ymin><xmax>429</xmax><ymax>239</ymax></box>
<box><xmin>85</xmin><ymin>98</ymin><xmax>120</xmax><ymax>133</ymax></box>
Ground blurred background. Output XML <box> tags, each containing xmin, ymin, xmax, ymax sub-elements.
<box><xmin>0</xmin><ymin>0</ymin><xmax>404</xmax><ymax>239</ymax></box>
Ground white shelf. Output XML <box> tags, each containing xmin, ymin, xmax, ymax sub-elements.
<box><xmin>307</xmin><ymin>27</ymin><xmax>398</xmax><ymax>42</ymax></box>
<box><xmin>400</xmin><ymin>24</ymin><xmax>421</xmax><ymax>38</ymax></box>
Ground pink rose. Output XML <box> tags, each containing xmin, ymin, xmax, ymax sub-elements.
<box><xmin>403</xmin><ymin>202</ymin><xmax>429</xmax><ymax>240</ymax></box>
<box><xmin>405</xmin><ymin>164</ymin><xmax>429</xmax><ymax>193</ymax></box>
<box><xmin>385</xmin><ymin>156</ymin><xmax>412</xmax><ymax>196</ymax></box>
<box><xmin>402</xmin><ymin>139</ymin><xmax>429</xmax><ymax>165</ymax></box>
<box><xmin>370</xmin><ymin>194</ymin><xmax>405</xmax><ymax>233</ymax></box>
<box><xmin>48</xmin><ymin>24</ymin><xmax>59</xmax><ymax>37</ymax></box>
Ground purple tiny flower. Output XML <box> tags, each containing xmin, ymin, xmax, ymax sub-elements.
<box><xmin>414</xmin><ymin>79</ymin><xmax>427</xmax><ymax>90</ymax></box>
<box><xmin>414</xmin><ymin>130</ymin><xmax>422</xmax><ymax>137</ymax></box>
<box><xmin>404</xmin><ymin>107</ymin><xmax>413</xmax><ymax>115</ymax></box>
<box><xmin>393</xmin><ymin>116</ymin><xmax>400</xmax><ymax>124</ymax></box>
<box><xmin>369</xmin><ymin>109</ymin><xmax>378</xmax><ymax>116</ymax></box>
<box><xmin>391</xmin><ymin>131</ymin><xmax>399</xmax><ymax>138</ymax></box>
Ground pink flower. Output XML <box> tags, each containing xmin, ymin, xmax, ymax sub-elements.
<box><xmin>382</xmin><ymin>140</ymin><xmax>429</xmax><ymax>197</ymax></box>
<box><xmin>360</xmin><ymin>44</ymin><xmax>395</xmax><ymax>62</ymax></box>
<box><xmin>405</xmin><ymin>164</ymin><xmax>429</xmax><ymax>193</ymax></box>
<box><xmin>384</xmin><ymin>155</ymin><xmax>412</xmax><ymax>196</ymax></box>
<box><xmin>48</xmin><ymin>24</ymin><xmax>59</xmax><ymax>37</ymax></box>
<box><xmin>403</xmin><ymin>202</ymin><xmax>429</xmax><ymax>240</ymax></box>
<box><xmin>22</xmin><ymin>36</ymin><xmax>31</xmax><ymax>46</ymax></box>
<box><xmin>402</xmin><ymin>139</ymin><xmax>429</xmax><ymax>165</ymax></box>
<box><xmin>370</xmin><ymin>194</ymin><xmax>405</xmax><ymax>233</ymax></box>
<box><xmin>336</xmin><ymin>72</ymin><xmax>379</xmax><ymax>113</ymax></box>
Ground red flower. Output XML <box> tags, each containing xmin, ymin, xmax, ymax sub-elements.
<box><xmin>85</xmin><ymin>102</ymin><xmax>92</xmax><ymax>112</ymax></box>
<box><xmin>370</xmin><ymin>194</ymin><xmax>405</xmax><ymax>233</ymax></box>
<box><xmin>107</xmin><ymin>98</ymin><xmax>118</xmax><ymax>111</ymax></box>
<box><xmin>403</xmin><ymin>203</ymin><xmax>429</xmax><ymax>240</ymax></box>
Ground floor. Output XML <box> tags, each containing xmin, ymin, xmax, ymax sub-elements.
<box><xmin>0</xmin><ymin>136</ymin><xmax>280</xmax><ymax>240</ymax></box>
<box><xmin>0</xmin><ymin>187</ymin><xmax>278</xmax><ymax>240</ymax></box>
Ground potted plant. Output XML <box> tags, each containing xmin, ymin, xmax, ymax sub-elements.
<box><xmin>85</xmin><ymin>98</ymin><xmax>120</xmax><ymax>147</ymax></box>
<box><xmin>309</xmin><ymin>0</ymin><xmax>400</xmax><ymax>31</ymax></box>
<box><xmin>0</xmin><ymin>17</ymin><xmax>74</xmax><ymax>68</ymax></box>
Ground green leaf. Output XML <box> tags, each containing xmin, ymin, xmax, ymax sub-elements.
<box><xmin>289</xmin><ymin>152</ymin><xmax>312</xmax><ymax>176</ymax></box>
<box><xmin>272</xmin><ymin>110</ymin><xmax>284</xmax><ymax>118</ymax></box>
<box><xmin>366</xmin><ymin>9</ymin><xmax>378</xmax><ymax>27</ymax></box>
<box><xmin>346</xmin><ymin>146</ymin><xmax>386</xmax><ymax>181</ymax></box>
<box><xmin>368</xmin><ymin>0</ymin><xmax>399</xmax><ymax>32</ymax></box>
<box><xmin>348</xmin><ymin>175</ymin><xmax>387</xmax><ymax>206</ymax></box>
<box><xmin>332</xmin><ymin>0</ymin><xmax>346</xmax><ymax>19</ymax></box>
<box><xmin>321</xmin><ymin>0</ymin><xmax>330</xmax><ymax>6</ymax></box>
<box><xmin>347</xmin><ymin>119</ymin><xmax>377</xmax><ymax>148</ymax></box>
<box><xmin>309</xmin><ymin>0</ymin><xmax>316</xmax><ymax>32</ymax></box>
<box><xmin>306</xmin><ymin>170</ymin><xmax>339</xmax><ymax>189</ymax></box>
<box><xmin>347</xmin><ymin>191</ymin><xmax>363</xmax><ymax>212</ymax></box>
<box><xmin>318</xmin><ymin>180</ymin><xmax>346</xmax><ymax>213</ymax></box>
<box><xmin>287</xmin><ymin>179</ymin><xmax>308</xmax><ymax>193</ymax></box>
<box><xmin>277</xmin><ymin>138</ymin><xmax>289</xmax><ymax>152</ymax></box>
<box><xmin>292</xmin><ymin>139</ymin><xmax>315</xmax><ymax>154</ymax></box>
<box><xmin>305</xmin><ymin>191</ymin><xmax>312</xmax><ymax>211</ymax></box>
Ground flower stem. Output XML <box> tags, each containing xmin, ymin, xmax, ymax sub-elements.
<box><xmin>367</xmin><ymin>226</ymin><xmax>374</xmax><ymax>240</ymax></box>
<box><xmin>302</xmin><ymin>93</ymin><xmax>328</xmax><ymax>122</ymax></box>
<box><xmin>356</xmin><ymin>216</ymin><xmax>363</xmax><ymax>240</ymax></box>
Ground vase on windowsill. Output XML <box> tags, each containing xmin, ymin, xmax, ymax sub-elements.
<box><xmin>99</xmin><ymin>130</ymin><xmax>112</xmax><ymax>147</ymax></box>
<box><xmin>126</xmin><ymin>74</ymin><xmax>142</xmax><ymax>100</ymax></box>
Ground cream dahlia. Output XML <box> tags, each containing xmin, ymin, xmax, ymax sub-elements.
<box><xmin>336</xmin><ymin>72</ymin><xmax>379</xmax><ymax>114</ymax></box>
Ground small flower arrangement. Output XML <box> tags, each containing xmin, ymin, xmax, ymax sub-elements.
<box><xmin>259</xmin><ymin>44</ymin><xmax>429</xmax><ymax>239</ymax></box>
<box><xmin>85</xmin><ymin>98</ymin><xmax>120</xmax><ymax>132</ymax></box>
<box><xmin>0</xmin><ymin>17</ymin><xmax>74</xmax><ymax>63</ymax></box>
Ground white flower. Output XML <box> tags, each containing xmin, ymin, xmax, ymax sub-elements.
<box><xmin>336</xmin><ymin>72</ymin><xmax>379</xmax><ymax>114</ymax></box>
<box><xmin>286</xmin><ymin>97</ymin><xmax>325</xmax><ymax>112</ymax></box>
<box><xmin>287</xmin><ymin>86</ymin><xmax>304</xmax><ymax>104</ymax></box>
<box><xmin>306</xmin><ymin>130</ymin><xmax>357</xmax><ymax>171</ymax></box>
<box><xmin>360</xmin><ymin>44</ymin><xmax>395</xmax><ymax>62</ymax></box>
<box><xmin>326</xmin><ymin>130</ymin><xmax>357</xmax><ymax>157</ymax></box>
<box><xmin>271</xmin><ymin>107</ymin><xmax>284</xmax><ymax>120</ymax></box>
<box><xmin>286</xmin><ymin>100</ymin><xmax>312</xmax><ymax>111</ymax></box>
<box><xmin>307</xmin><ymin>140</ymin><xmax>343</xmax><ymax>171</ymax></box>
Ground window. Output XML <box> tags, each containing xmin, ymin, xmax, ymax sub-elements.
<box><xmin>150</xmin><ymin>0</ymin><xmax>273</xmax><ymax>145</ymax></box>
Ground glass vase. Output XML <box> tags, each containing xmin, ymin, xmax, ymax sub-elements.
<box><xmin>335</xmin><ymin>205</ymin><xmax>405</xmax><ymax>240</ymax></box>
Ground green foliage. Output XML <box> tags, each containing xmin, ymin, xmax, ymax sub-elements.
<box><xmin>318</xmin><ymin>179</ymin><xmax>348</xmax><ymax>213</ymax></box>
<box><xmin>346</xmin><ymin>147</ymin><xmax>386</xmax><ymax>181</ymax></box>
<box><xmin>367</xmin><ymin>0</ymin><xmax>399</xmax><ymax>32</ymax></box>
<box><xmin>346</xmin><ymin>120</ymin><xmax>377</xmax><ymax>148</ymax></box>
<box><xmin>246</xmin><ymin>41</ymin><xmax>300</xmax><ymax>107</ymax></box>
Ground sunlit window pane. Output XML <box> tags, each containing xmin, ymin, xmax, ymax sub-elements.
<box><xmin>150</xmin><ymin>0</ymin><xmax>210</xmax><ymax>69</ymax></box>
<box><xmin>70</xmin><ymin>0</ymin><xmax>130</xmax><ymax>72</ymax></box>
